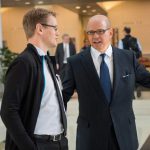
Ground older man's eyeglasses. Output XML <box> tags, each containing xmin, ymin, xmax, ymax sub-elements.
<box><xmin>41</xmin><ymin>23</ymin><xmax>58</xmax><ymax>31</ymax></box>
<box><xmin>87</xmin><ymin>28</ymin><xmax>110</xmax><ymax>35</ymax></box>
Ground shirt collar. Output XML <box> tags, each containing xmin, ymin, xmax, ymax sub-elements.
<box><xmin>91</xmin><ymin>45</ymin><xmax>113</xmax><ymax>59</ymax></box>
<box><xmin>105</xmin><ymin>45</ymin><xmax>113</xmax><ymax>58</ymax></box>
<box><xmin>63</xmin><ymin>42</ymin><xmax>69</xmax><ymax>46</ymax></box>
<box><xmin>35</xmin><ymin>46</ymin><xmax>47</xmax><ymax>56</ymax></box>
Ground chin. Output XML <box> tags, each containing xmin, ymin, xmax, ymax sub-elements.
<box><xmin>53</xmin><ymin>44</ymin><xmax>57</xmax><ymax>48</ymax></box>
<box><xmin>50</xmin><ymin>42</ymin><xmax>57</xmax><ymax>48</ymax></box>
<box><xmin>94</xmin><ymin>46</ymin><xmax>103</xmax><ymax>50</ymax></box>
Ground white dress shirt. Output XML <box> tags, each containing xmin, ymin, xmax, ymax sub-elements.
<box><xmin>63</xmin><ymin>43</ymin><xmax>70</xmax><ymax>63</ymax></box>
<box><xmin>90</xmin><ymin>45</ymin><xmax>114</xmax><ymax>86</ymax></box>
<box><xmin>34</xmin><ymin>46</ymin><xmax>63</xmax><ymax>135</ymax></box>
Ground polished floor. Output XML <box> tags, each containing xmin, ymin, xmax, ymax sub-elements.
<box><xmin>0</xmin><ymin>91</ymin><xmax>150</xmax><ymax>150</ymax></box>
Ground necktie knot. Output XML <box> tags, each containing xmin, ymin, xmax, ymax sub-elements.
<box><xmin>44</xmin><ymin>55</ymin><xmax>48</xmax><ymax>59</ymax></box>
<box><xmin>40</xmin><ymin>55</ymin><xmax>48</xmax><ymax>60</ymax></box>
<box><xmin>100</xmin><ymin>53</ymin><xmax>106</xmax><ymax>61</ymax></box>
<box><xmin>44</xmin><ymin>55</ymin><xmax>52</xmax><ymax>63</ymax></box>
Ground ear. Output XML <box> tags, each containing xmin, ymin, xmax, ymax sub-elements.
<box><xmin>36</xmin><ymin>23</ymin><xmax>43</xmax><ymax>35</ymax></box>
<box><xmin>109</xmin><ymin>28</ymin><xmax>113</xmax><ymax>38</ymax></box>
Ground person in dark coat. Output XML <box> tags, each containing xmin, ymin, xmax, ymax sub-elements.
<box><xmin>80</xmin><ymin>39</ymin><xmax>90</xmax><ymax>52</ymax></box>
<box><xmin>62</xmin><ymin>15</ymin><xmax>150</xmax><ymax>150</ymax></box>
<box><xmin>55</xmin><ymin>33</ymin><xmax>76</xmax><ymax>81</ymax></box>
<box><xmin>1</xmin><ymin>8</ymin><xmax>67</xmax><ymax>150</ymax></box>
<box><xmin>118</xmin><ymin>27</ymin><xmax>142</xmax><ymax>59</ymax></box>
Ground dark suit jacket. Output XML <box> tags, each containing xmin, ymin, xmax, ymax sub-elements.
<box><xmin>55</xmin><ymin>42</ymin><xmax>76</xmax><ymax>69</ymax></box>
<box><xmin>1</xmin><ymin>44</ymin><xmax>45</xmax><ymax>150</ymax></box>
<box><xmin>63</xmin><ymin>47</ymin><xmax>150</xmax><ymax>150</ymax></box>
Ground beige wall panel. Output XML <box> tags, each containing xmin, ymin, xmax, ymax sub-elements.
<box><xmin>2</xmin><ymin>7</ymin><xmax>32</xmax><ymax>53</ymax></box>
<box><xmin>53</xmin><ymin>5</ymin><xmax>83</xmax><ymax>54</ymax></box>
<box><xmin>108</xmin><ymin>1</ymin><xmax>150</xmax><ymax>54</ymax></box>
<box><xmin>2</xmin><ymin>6</ymin><xmax>83</xmax><ymax>54</ymax></box>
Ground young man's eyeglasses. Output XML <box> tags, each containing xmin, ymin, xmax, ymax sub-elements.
<box><xmin>87</xmin><ymin>28</ymin><xmax>110</xmax><ymax>35</ymax></box>
<box><xmin>41</xmin><ymin>23</ymin><xmax>58</xmax><ymax>31</ymax></box>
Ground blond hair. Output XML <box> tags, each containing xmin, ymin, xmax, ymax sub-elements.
<box><xmin>23</xmin><ymin>8</ymin><xmax>56</xmax><ymax>39</ymax></box>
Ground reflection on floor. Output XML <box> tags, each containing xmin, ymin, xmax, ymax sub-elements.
<box><xmin>0</xmin><ymin>142</ymin><xmax>4</xmax><ymax>150</ymax></box>
<box><xmin>0</xmin><ymin>91</ymin><xmax>150</xmax><ymax>150</ymax></box>
<box><xmin>133</xmin><ymin>100</ymin><xmax>150</xmax><ymax>150</ymax></box>
<box><xmin>141</xmin><ymin>135</ymin><xmax>150</xmax><ymax>150</ymax></box>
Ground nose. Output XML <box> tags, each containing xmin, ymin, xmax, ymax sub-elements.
<box><xmin>93</xmin><ymin>32</ymin><xmax>100</xmax><ymax>38</ymax></box>
<box><xmin>93</xmin><ymin>32</ymin><xmax>99</xmax><ymax>37</ymax></box>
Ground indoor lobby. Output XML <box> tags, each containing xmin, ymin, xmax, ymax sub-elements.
<box><xmin>0</xmin><ymin>0</ymin><xmax>150</xmax><ymax>150</ymax></box>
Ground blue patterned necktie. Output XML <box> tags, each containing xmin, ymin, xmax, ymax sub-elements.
<box><xmin>100</xmin><ymin>54</ymin><xmax>112</xmax><ymax>103</ymax></box>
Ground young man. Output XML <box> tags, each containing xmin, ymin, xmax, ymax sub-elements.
<box><xmin>1</xmin><ymin>8</ymin><xmax>68</xmax><ymax>150</ymax></box>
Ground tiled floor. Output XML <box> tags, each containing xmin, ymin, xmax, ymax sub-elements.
<box><xmin>0</xmin><ymin>91</ymin><xmax>150</xmax><ymax>150</ymax></box>
<box><xmin>0</xmin><ymin>142</ymin><xmax>4</xmax><ymax>150</ymax></box>
<box><xmin>141</xmin><ymin>135</ymin><xmax>150</xmax><ymax>150</ymax></box>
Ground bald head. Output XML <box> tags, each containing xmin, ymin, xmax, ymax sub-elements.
<box><xmin>86</xmin><ymin>15</ymin><xmax>113</xmax><ymax>52</ymax></box>
<box><xmin>86</xmin><ymin>15</ymin><xmax>111</xmax><ymax>31</ymax></box>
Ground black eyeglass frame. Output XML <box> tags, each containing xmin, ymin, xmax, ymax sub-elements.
<box><xmin>41</xmin><ymin>23</ymin><xmax>58</xmax><ymax>31</ymax></box>
<box><xmin>86</xmin><ymin>28</ymin><xmax>110</xmax><ymax>35</ymax></box>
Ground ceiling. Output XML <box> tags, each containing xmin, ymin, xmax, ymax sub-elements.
<box><xmin>1</xmin><ymin>0</ymin><xmax>122</xmax><ymax>7</ymax></box>
<box><xmin>1</xmin><ymin>0</ymin><xmax>123</xmax><ymax>16</ymax></box>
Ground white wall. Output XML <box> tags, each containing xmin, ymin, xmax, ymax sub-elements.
<box><xmin>1</xmin><ymin>6</ymin><xmax>83</xmax><ymax>54</ymax></box>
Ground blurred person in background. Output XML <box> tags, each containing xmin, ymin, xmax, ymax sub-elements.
<box><xmin>80</xmin><ymin>39</ymin><xmax>90</xmax><ymax>52</ymax></box>
<box><xmin>118</xmin><ymin>27</ymin><xmax>142</xmax><ymax>59</ymax></box>
<box><xmin>55</xmin><ymin>33</ymin><xmax>76</xmax><ymax>81</ymax></box>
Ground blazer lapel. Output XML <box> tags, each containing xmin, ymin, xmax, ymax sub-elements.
<box><xmin>61</xmin><ymin>43</ymin><xmax>64</xmax><ymax>57</ymax></box>
<box><xmin>80</xmin><ymin>47</ymin><xmax>108</xmax><ymax>105</ymax></box>
<box><xmin>27</xmin><ymin>43</ymin><xmax>42</xmax><ymax>64</ymax></box>
<box><xmin>112</xmin><ymin>48</ymin><xmax>122</xmax><ymax>102</ymax></box>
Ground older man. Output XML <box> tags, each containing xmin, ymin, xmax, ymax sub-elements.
<box><xmin>62</xmin><ymin>15</ymin><xmax>150</xmax><ymax>150</ymax></box>
<box><xmin>1</xmin><ymin>8</ymin><xmax>67</xmax><ymax>150</ymax></box>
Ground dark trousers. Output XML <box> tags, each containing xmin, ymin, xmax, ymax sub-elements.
<box><xmin>109</xmin><ymin>125</ymin><xmax>120</xmax><ymax>150</ymax></box>
<box><xmin>34</xmin><ymin>136</ymin><xmax>68</xmax><ymax>150</ymax></box>
<box><xmin>76</xmin><ymin>124</ymin><xmax>120</xmax><ymax>150</ymax></box>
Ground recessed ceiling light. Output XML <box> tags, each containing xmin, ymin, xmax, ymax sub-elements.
<box><xmin>86</xmin><ymin>5</ymin><xmax>91</xmax><ymax>9</ymax></box>
<box><xmin>25</xmin><ymin>2</ymin><xmax>31</xmax><ymax>5</ymax></box>
<box><xmin>91</xmin><ymin>9</ymin><xmax>96</xmax><ymax>12</ymax></box>
<box><xmin>82</xmin><ymin>10</ymin><xmax>87</xmax><ymax>13</ymax></box>
<box><xmin>75</xmin><ymin>6</ymin><xmax>81</xmax><ymax>9</ymax></box>
<box><xmin>38</xmin><ymin>1</ymin><xmax>44</xmax><ymax>4</ymax></box>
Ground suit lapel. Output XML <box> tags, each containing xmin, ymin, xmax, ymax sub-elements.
<box><xmin>69</xmin><ymin>44</ymin><xmax>73</xmax><ymax>55</ymax></box>
<box><xmin>61</xmin><ymin>43</ymin><xmax>64</xmax><ymax>57</ymax></box>
<box><xmin>112</xmin><ymin>48</ymin><xmax>122</xmax><ymax>102</ymax></box>
<box><xmin>80</xmin><ymin>47</ymin><xmax>123</xmax><ymax>105</ymax></box>
<box><xmin>80</xmin><ymin>47</ymin><xmax>108</xmax><ymax>105</ymax></box>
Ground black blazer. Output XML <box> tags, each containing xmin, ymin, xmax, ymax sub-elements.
<box><xmin>1</xmin><ymin>44</ymin><xmax>45</xmax><ymax>150</ymax></box>
<box><xmin>63</xmin><ymin>47</ymin><xmax>150</xmax><ymax>150</ymax></box>
<box><xmin>55</xmin><ymin>42</ymin><xmax>76</xmax><ymax>69</ymax></box>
